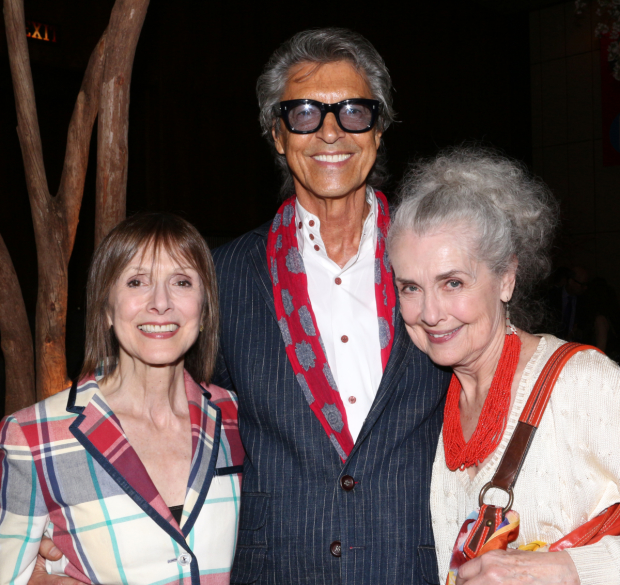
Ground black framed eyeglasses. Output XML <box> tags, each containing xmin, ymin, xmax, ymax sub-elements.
<box><xmin>279</xmin><ymin>99</ymin><xmax>381</xmax><ymax>134</ymax></box>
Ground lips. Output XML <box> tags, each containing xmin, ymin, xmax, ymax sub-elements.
<box><xmin>137</xmin><ymin>323</ymin><xmax>180</xmax><ymax>339</ymax></box>
<box><xmin>426</xmin><ymin>326</ymin><xmax>462</xmax><ymax>344</ymax></box>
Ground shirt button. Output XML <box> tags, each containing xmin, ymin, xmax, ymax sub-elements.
<box><xmin>348</xmin><ymin>396</ymin><xmax>356</xmax><ymax>404</ymax></box>
<box><xmin>298</xmin><ymin>221</ymin><xmax>302</xmax><ymax>229</ymax></box>
<box><xmin>314</xmin><ymin>244</ymin><xmax>320</xmax><ymax>251</ymax></box>
<box><xmin>340</xmin><ymin>475</ymin><xmax>355</xmax><ymax>491</ymax></box>
<box><xmin>309</xmin><ymin>220</ymin><xmax>315</xmax><ymax>227</ymax></box>
<box><xmin>341</xmin><ymin>335</ymin><xmax>349</xmax><ymax>343</ymax></box>
<box><xmin>330</xmin><ymin>541</ymin><xmax>342</xmax><ymax>557</ymax></box>
<box><xmin>178</xmin><ymin>552</ymin><xmax>191</xmax><ymax>566</ymax></box>
<box><xmin>310</xmin><ymin>234</ymin><xmax>315</xmax><ymax>240</ymax></box>
<box><xmin>335</xmin><ymin>277</ymin><xmax>342</xmax><ymax>285</ymax></box>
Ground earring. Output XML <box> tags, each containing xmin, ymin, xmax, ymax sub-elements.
<box><xmin>505</xmin><ymin>304</ymin><xmax>517</xmax><ymax>335</ymax></box>
<box><xmin>200</xmin><ymin>325</ymin><xmax>204</xmax><ymax>332</ymax></box>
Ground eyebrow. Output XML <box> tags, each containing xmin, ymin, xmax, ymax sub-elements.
<box><xmin>124</xmin><ymin>265</ymin><xmax>195</xmax><ymax>273</ymax></box>
<box><xmin>395</xmin><ymin>270</ymin><xmax>469</xmax><ymax>285</ymax></box>
<box><xmin>435</xmin><ymin>270</ymin><xmax>468</xmax><ymax>281</ymax></box>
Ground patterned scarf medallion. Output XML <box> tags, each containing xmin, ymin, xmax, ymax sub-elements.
<box><xmin>267</xmin><ymin>191</ymin><xmax>396</xmax><ymax>462</ymax></box>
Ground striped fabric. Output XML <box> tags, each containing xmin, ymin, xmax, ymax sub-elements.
<box><xmin>0</xmin><ymin>371</ymin><xmax>244</xmax><ymax>585</ymax></box>
<box><xmin>213</xmin><ymin>219</ymin><xmax>452</xmax><ymax>585</ymax></box>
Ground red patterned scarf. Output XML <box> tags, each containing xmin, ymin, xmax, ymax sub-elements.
<box><xmin>266</xmin><ymin>191</ymin><xmax>396</xmax><ymax>462</ymax></box>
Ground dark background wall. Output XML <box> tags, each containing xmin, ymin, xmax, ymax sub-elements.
<box><xmin>530</xmin><ymin>1</ymin><xmax>620</xmax><ymax>295</ymax></box>
<box><xmin>0</xmin><ymin>0</ymin><xmax>531</xmax><ymax>309</ymax></box>
<box><xmin>0</xmin><ymin>0</ymin><xmax>534</xmax><ymax>410</ymax></box>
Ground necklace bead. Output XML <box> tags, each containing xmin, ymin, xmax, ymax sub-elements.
<box><xmin>443</xmin><ymin>333</ymin><xmax>522</xmax><ymax>471</ymax></box>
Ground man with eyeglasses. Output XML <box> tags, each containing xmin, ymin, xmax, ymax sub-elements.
<box><xmin>31</xmin><ymin>28</ymin><xmax>450</xmax><ymax>585</ymax></box>
<box><xmin>212</xmin><ymin>28</ymin><xmax>450</xmax><ymax>585</ymax></box>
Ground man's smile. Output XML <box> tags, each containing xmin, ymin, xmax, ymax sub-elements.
<box><xmin>311</xmin><ymin>153</ymin><xmax>352</xmax><ymax>163</ymax></box>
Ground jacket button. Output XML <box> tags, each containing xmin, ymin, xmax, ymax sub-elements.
<box><xmin>330</xmin><ymin>541</ymin><xmax>342</xmax><ymax>557</ymax></box>
<box><xmin>340</xmin><ymin>475</ymin><xmax>355</xmax><ymax>491</ymax></box>
<box><xmin>178</xmin><ymin>552</ymin><xmax>191</xmax><ymax>566</ymax></box>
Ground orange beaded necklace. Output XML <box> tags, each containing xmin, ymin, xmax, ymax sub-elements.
<box><xmin>443</xmin><ymin>332</ymin><xmax>522</xmax><ymax>471</ymax></box>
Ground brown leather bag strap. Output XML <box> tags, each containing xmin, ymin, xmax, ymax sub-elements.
<box><xmin>468</xmin><ymin>341</ymin><xmax>604</xmax><ymax>555</ymax></box>
<box><xmin>483</xmin><ymin>342</ymin><xmax>602</xmax><ymax>496</ymax></box>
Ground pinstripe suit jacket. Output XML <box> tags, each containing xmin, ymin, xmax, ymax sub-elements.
<box><xmin>0</xmin><ymin>372</ymin><xmax>244</xmax><ymax>585</ymax></box>
<box><xmin>213</xmin><ymin>219</ymin><xmax>451</xmax><ymax>585</ymax></box>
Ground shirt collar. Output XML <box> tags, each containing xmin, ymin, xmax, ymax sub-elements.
<box><xmin>295</xmin><ymin>186</ymin><xmax>377</xmax><ymax>258</ymax></box>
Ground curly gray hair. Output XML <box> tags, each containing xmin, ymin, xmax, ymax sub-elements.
<box><xmin>387</xmin><ymin>147</ymin><xmax>559</xmax><ymax>332</ymax></box>
<box><xmin>256</xmin><ymin>27</ymin><xmax>396</xmax><ymax>198</ymax></box>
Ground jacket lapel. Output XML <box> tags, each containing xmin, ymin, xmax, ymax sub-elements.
<box><xmin>348</xmin><ymin>311</ymin><xmax>413</xmax><ymax>459</ymax></box>
<box><xmin>246</xmin><ymin>217</ymin><xmax>415</xmax><ymax>463</ymax></box>
<box><xmin>246</xmin><ymin>221</ymin><xmax>278</xmax><ymax>323</ymax></box>
<box><xmin>181</xmin><ymin>372</ymin><xmax>221</xmax><ymax>536</ymax></box>
<box><xmin>67</xmin><ymin>379</ymin><xmax>174</xmax><ymax>524</ymax></box>
<box><xmin>246</xmin><ymin>215</ymin><xmax>442</xmax><ymax>464</ymax></box>
<box><xmin>67</xmin><ymin>374</ymin><xmax>221</xmax><ymax>542</ymax></box>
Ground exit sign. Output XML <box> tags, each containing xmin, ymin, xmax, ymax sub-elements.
<box><xmin>26</xmin><ymin>21</ymin><xmax>57</xmax><ymax>43</ymax></box>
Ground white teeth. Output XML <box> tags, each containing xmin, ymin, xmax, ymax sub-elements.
<box><xmin>429</xmin><ymin>327</ymin><xmax>460</xmax><ymax>338</ymax></box>
<box><xmin>313</xmin><ymin>153</ymin><xmax>351</xmax><ymax>162</ymax></box>
<box><xmin>138</xmin><ymin>324</ymin><xmax>179</xmax><ymax>333</ymax></box>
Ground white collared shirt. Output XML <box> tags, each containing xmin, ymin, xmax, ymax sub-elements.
<box><xmin>295</xmin><ymin>188</ymin><xmax>383</xmax><ymax>442</ymax></box>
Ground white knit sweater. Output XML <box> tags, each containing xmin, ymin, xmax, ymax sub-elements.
<box><xmin>431</xmin><ymin>335</ymin><xmax>620</xmax><ymax>585</ymax></box>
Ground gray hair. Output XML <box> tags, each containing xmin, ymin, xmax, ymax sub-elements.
<box><xmin>387</xmin><ymin>147</ymin><xmax>559</xmax><ymax>332</ymax></box>
<box><xmin>256</xmin><ymin>27</ymin><xmax>396</xmax><ymax>198</ymax></box>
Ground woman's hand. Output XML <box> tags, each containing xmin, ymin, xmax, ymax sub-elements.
<box><xmin>27</xmin><ymin>537</ymin><xmax>81</xmax><ymax>585</ymax></box>
<box><xmin>456</xmin><ymin>549</ymin><xmax>580</xmax><ymax>584</ymax></box>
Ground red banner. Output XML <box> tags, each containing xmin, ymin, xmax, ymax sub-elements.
<box><xmin>600</xmin><ymin>35</ymin><xmax>620</xmax><ymax>167</ymax></box>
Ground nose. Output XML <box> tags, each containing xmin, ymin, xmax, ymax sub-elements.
<box><xmin>316</xmin><ymin>112</ymin><xmax>345</xmax><ymax>143</ymax></box>
<box><xmin>148</xmin><ymin>281</ymin><xmax>172</xmax><ymax>315</ymax></box>
<box><xmin>420</xmin><ymin>291</ymin><xmax>444</xmax><ymax>327</ymax></box>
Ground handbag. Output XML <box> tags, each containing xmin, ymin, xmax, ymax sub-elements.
<box><xmin>446</xmin><ymin>342</ymin><xmax>619</xmax><ymax>584</ymax></box>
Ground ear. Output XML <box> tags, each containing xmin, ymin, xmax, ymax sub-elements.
<box><xmin>272</xmin><ymin>121</ymin><xmax>286</xmax><ymax>155</ymax></box>
<box><xmin>374</xmin><ymin>127</ymin><xmax>383</xmax><ymax>150</ymax></box>
<box><xmin>500</xmin><ymin>256</ymin><xmax>518</xmax><ymax>303</ymax></box>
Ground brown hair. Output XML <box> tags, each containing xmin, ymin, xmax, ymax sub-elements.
<box><xmin>80</xmin><ymin>212</ymin><xmax>219</xmax><ymax>384</ymax></box>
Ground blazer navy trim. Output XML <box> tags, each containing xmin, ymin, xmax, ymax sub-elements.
<box><xmin>183</xmin><ymin>397</ymin><xmax>222</xmax><ymax>538</ymax></box>
<box><xmin>185</xmin><ymin>384</ymin><xmax>219</xmax><ymax>506</ymax></box>
<box><xmin>215</xmin><ymin>465</ymin><xmax>244</xmax><ymax>476</ymax></box>
<box><xmin>66</xmin><ymin>381</ymin><xmax>210</xmax><ymax>585</ymax></box>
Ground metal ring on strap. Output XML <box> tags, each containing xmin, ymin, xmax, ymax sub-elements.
<box><xmin>478</xmin><ymin>482</ymin><xmax>514</xmax><ymax>515</ymax></box>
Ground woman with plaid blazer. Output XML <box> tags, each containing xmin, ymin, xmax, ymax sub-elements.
<box><xmin>0</xmin><ymin>214</ymin><xmax>244</xmax><ymax>585</ymax></box>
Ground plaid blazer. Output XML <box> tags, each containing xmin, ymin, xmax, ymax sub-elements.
<box><xmin>0</xmin><ymin>371</ymin><xmax>244</xmax><ymax>585</ymax></box>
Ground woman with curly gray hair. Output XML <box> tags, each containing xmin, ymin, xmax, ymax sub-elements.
<box><xmin>388</xmin><ymin>147</ymin><xmax>620</xmax><ymax>584</ymax></box>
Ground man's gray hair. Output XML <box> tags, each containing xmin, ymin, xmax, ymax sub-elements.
<box><xmin>387</xmin><ymin>146</ymin><xmax>559</xmax><ymax>332</ymax></box>
<box><xmin>256</xmin><ymin>27</ymin><xmax>396</xmax><ymax>198</ymax></box>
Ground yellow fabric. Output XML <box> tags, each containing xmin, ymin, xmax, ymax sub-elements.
<box><xmin>519</xmin><ymin>541</ymin><xmax>548</xmax><ymax>551</ymax></box>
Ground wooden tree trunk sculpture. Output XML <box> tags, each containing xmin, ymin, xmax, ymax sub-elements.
<box><xmin>1</xmin><ymin>0</ymin><xmax>150</xmax><ymax>408</ymax></box>
<box><xmin>95</xmin><ymin>0</ymin><xmax>150</xmax><ymax>247</ymax></box>
<box><xmin>0</xmin><ymin>233</ymin><xmax>34</xmax><ymax>413</ymax></box>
